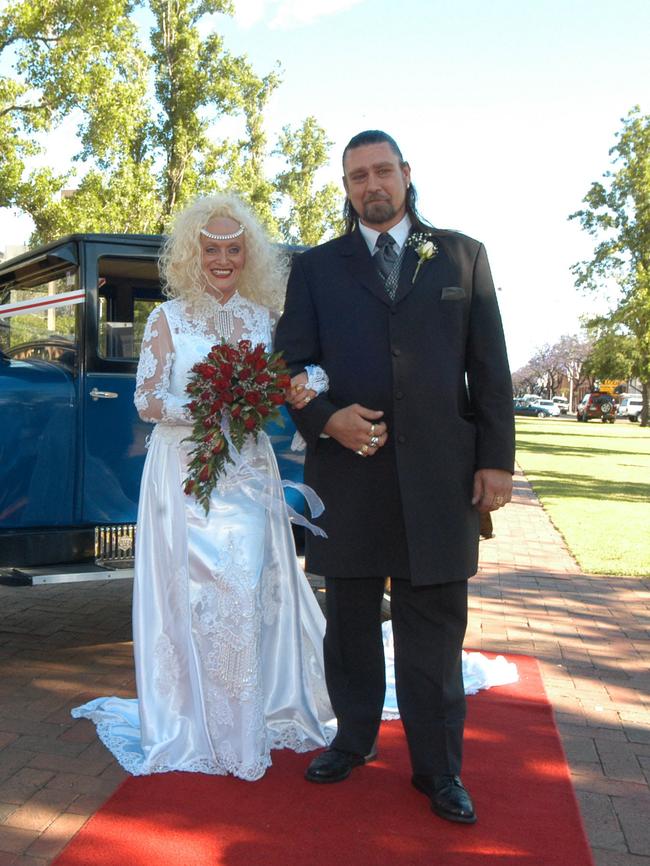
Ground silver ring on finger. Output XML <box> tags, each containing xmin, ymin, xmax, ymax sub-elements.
<box><xmin>369</xmin><ymin>435</ymin><xmax>379</xmax><ymax>447</ymax></box>
<box><xmin>355</xmin><ymin>449</ymin><xmax>366</xmax><ymax>457</ymax></box>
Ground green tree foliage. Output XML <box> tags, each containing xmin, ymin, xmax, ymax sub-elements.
<box><xmin>275</xmin><ymin>117</ymin><xmax>343</xmax><ymax>246</ymax></box>
<box><xmin>570</xmin><ymin>107</ymin><xmax>650</xmax><ymax>424</ymax></box>
<box><xmin>1</xmin><ymin>0</ymin><xmax>340</xmax><ymax>245</ymax></box>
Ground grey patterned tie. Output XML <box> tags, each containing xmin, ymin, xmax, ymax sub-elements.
<box><xmin>375</xmin><ymin>232</ymin><xmax>398</xmax><ymax>281</ymax></box>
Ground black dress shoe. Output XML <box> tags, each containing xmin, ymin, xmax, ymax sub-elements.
<box><xmin>412</xmin><ymin>774</ymin><xmax>477</xmax><ymax>824</ymax></box>
<box><xmin>305</xmin><ymin>748</ymin><xmax>376</xmax><ymax>784</ymax></box>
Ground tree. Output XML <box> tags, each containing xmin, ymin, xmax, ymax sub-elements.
<box><xmin>570</xmin><ymin>107</ymin><xmax>650</xmax><ymax>425</ymax></box>
<box><xmin>527</xmin><ymin>344</ymin><xmax>564</xmax><ymax>399</ymax></box>
<box><xmin>274</xmin><ymin>117</ymin><xmax>343</xmax><ymax>246</ymax></box>
<box><xmin>552</xmin><ymin>334</ymin><xmax>593</xmax><ymax>411</ymax></box>
<box><xmin>1</xmin><ymin>0</ymin><xmax>341</xmax><ymax>244</ymax></box>
<box><xmin>511</xmin><ymin>364</ymin><xmax>541</xmax><ymax>396</ymax></box>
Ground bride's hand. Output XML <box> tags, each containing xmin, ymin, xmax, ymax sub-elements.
<box><xmin>287</xmin><ymin>372</ymin><xmax>317</xmax><ymax>409</ymax></box>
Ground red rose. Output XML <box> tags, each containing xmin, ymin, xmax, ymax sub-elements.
<box><xmin>254</xmin><ymin>357</ymin><xmax>267</xmax><ymax>371</ymax></box>
<box><xmin>212</xmin><ymin>439</ymin><xmax>225</xmax><ymax>454</ymax></box>
<box><xmin>269</xmin><ymin>392</ymin><xmax>285</xmax><ymax>405</ymax></box>
<box><xmin>244</xmin><ymin>417</ymin><xmax>257</xmax><ymax>431</ymax></box>
<box><xmin>245</xmin><ymin>391</ymin><xmax>261</xmax><ymax>405</ymax></box>
<box><xmin>200</xmin><ymin>390</ymin><xmax>212</xmax><ymax>402</ymax></box>
<box><xmin>254</xmin><ymin>372</ymin><xmax>271</xmax><ymax>385</ymax></box>
<box><xmin>203</xmin><ymin>433</ymin><xmax>213</xmax><ymax>443</ymax></box>
<box><xmin>188</xmin><ymin>401</ymin><xmax>198</xmax><ymax>412</ymax></box>
<box><xmin>203</xmin><ymin>418</ymin><xmax>214</xmax><ymax>428</ymax></box>
<box><xmin>184</xmin><ymin>479</ymin><xmax>195</xmax><ymax>494</ymax></box>
<box><xmin>258</xmin><ymin>405</ymin><xmax>270</xmax><ymax>417</ymax></box>
<box><xmin>220</xmin><ymin>363</ymin><xmax>233</xmax><ymax>380</ymax></box>
<box><xmin>199</xmin><ymin>465</ymin><xmax>210</xmax><ymax>482</ymax></box>
<box><xmin>231</xmin><ymin>405</ymin><xmax>242</xmax><ymax>418</ymax></box>
<box><xmin>222</xmin><ymin>391</ymin><xmax>234</xmax><ymax>404</ymax></box>
<box><xmin>214</xmin><ymin>378</ymin><xmax>229</xmax><ymax>391</ymax></box>
<box><xmin>239</xmin><ymin>368</ymin><xmax>251</xmax><ymax>380</ymax></box>
<box><xmin>211</xmin><ymin>400</ymin><xmax>222</xmax><ymax>414</ymax></box>
<box><xmin>199</xmin><ymin>452</ymin><xmax>209</xmax><ymax>463</ymax></box>
<box><xmin>234</xmin><ymin>386</ymin><xmax>245</xmax><ymax>397</ymax></box>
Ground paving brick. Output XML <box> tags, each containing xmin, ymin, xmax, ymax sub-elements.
<box><xmin>3</xmin><ymin>789</ymin><xmax>78</xmax><ymax>833</ymax></box>
<box><xmin>0</xmin><ymin>771</ymin><xmax>56</xmax><ymax>806</ymax></box>
<box><xmin>612</xmin><ymin>796</ymin><xmax>650</xmax><ymax>856</ymax></box>
<box><xmin>0</xmin><ymin>827</ymin><xmax>39</xmax><ymax>856</ymax></box>
<box><xmin>24</xmin><ymin>813</ymin><xmax>87</xmax><ymax>861</ymax></box>
<box><xmin>576</xmin><ymin>791</ymin><xmax>627</xmax><ymax>852</ymax></box>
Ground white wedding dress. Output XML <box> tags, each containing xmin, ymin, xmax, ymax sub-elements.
<box><xmin>73</xmin><ymin>292</ymin><xmax>336</xmax><ymax>780</ymax></box>
<box><xmin>72</xmin><ymin>291</ymin><xmax>518</xmax><ymax>780</ymax></box>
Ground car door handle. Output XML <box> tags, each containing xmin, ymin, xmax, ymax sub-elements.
<box><xmin>89</xmin><ymin>388</ymin><xmax>118</xmax><ymax>400</ymax></box>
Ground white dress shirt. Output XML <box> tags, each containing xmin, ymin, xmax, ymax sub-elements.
<box><xmin>358</xmin><ymin>213</ymin><xmax>412</xmax><ymax>256</ymax></box>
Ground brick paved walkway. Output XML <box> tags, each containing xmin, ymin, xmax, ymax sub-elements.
<box><xmin>0</xmin><ymin>468</ymin><xmax>649</xmax><ymax>865</ymax></box>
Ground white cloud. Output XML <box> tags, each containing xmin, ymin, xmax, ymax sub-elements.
<box><xmin>234</xmin><ymin>0</ymin><xmax>365</xmax><ymax>30</ymax></box>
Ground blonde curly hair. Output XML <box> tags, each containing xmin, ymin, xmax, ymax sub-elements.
<box><xmin>159</xmin><ymin>193</ymin><xmax>288</xmax><ymax>312</ymax></box>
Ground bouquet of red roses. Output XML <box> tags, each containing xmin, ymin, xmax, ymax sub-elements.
<box><xmin>183</xmin><ymin>339</ymin><xmax>291</xmax><ymax>513</ymax></box>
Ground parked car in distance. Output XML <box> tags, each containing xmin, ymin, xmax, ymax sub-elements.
<box><xmin>514</xmin><ymin>399</ymin><xmax>554</xmax><ymax>418</ymax></box>
<box><xmin>576</xmin><ymin>391</ymin><xmax>617</xmax><ymax>423</ymax></box>
<box><xmin>617</xmin><ymin>395</ymin><xmax>643</xmax><ymax>422</ymax></box>
<box><xmin>552</xmin><ymin>396</ymin><xmax>570</xmax><ymax>414</ymax></box>
<box><xmin>529</xmin><ymin>398</ymin><xmax>561</xmax><ymax>417</ymax></box>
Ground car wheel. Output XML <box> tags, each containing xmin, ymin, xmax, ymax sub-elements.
<box><xmin>537</xmin><ymin>410</ymin><xmax>546</xmax><ymax>418</ymax></box>
<box><xmin>630</xmin><ymin>416</ymin><xmax>638</xmax><ymax>423</ymax></box>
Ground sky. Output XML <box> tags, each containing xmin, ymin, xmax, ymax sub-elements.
<box><xmin>1</xmin><ymin>0</ymin><xmax>649</xmax><ymax>369</ymax></box>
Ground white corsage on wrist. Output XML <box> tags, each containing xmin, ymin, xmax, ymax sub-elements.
<box><xmin>407</xmin><ymin>233</ymin><xmax>438</xmax><ymax>284</ymax></box>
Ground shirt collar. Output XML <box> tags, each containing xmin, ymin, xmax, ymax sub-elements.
<box><xmin>358</xmin><ymin>213</ymin><xmax>412</xmax><ymax>255</ymax></box>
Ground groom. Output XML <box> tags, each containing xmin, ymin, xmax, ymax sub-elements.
<box><xmin>275</xmin><ymin>130</ymin><xmax>514</xmax><ymax>824</ymax></box>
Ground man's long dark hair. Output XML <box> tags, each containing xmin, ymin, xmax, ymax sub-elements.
<box><xmin>342</xmin><ymin>130</ymin><xmax>432</xmax><ymax>234</ymax></box>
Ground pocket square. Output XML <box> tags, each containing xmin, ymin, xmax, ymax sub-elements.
<box><xmin>441</xmin><ymin>286</ymin><xmax>466</xmax><ymax>300</ymax></box>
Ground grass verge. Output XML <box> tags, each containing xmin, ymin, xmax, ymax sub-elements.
<box><xmin>514</xmin><ymin>416</ymin><xmax>650</xmax><ymax>576</ymax></box>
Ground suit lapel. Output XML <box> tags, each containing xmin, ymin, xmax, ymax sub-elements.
<box><xmin>395</xmin><ymin>230</ymin><xmax>440</xmax><ymax>304</ymax></box>
<box><xmin>340</xmin><ymin>230</ymin><xmax>392</xmax><ymax>308</ymax></box>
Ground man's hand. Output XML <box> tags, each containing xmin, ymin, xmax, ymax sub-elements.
<box><xmin>323</xmin><ymin>404</ymin><xmax>388</xmax><ymax>456</ymax></box>
<box><xmin>287</xmin><ymin>372</ymin><xmax>316</xmax><ymax>409</ymax></box>
<box><xmin>472</xmin><ymin>468</ymin><xmax>513</xmax><ymax>512</ymax></box>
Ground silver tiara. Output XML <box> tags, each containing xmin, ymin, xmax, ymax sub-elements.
<box><xmin>200</xmin><ymin>224</ymin><xmax>245</xmax><ymax>240</ymax></box>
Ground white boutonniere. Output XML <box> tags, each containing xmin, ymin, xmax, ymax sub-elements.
<box><xmin>407</xmin><ymin>232</ymin><xmax>438</xmax><ymax>283</ymax></box>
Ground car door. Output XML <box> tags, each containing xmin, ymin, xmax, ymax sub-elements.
<box><xmin>80</xmin><ymin>240</ymin><xmax>163</xmax><ymax>524</ymax></box>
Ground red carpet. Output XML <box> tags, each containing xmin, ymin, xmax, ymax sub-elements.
<box><xmin>53</xmin><ymin>655</ymin><xmax>593</xmax><ymax>866</ymax></box>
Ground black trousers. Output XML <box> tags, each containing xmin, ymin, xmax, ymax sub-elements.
<box><xmin>324</xmin><ymin>576</ymin><xmax>468</xmax><ymax>776</ymax></box>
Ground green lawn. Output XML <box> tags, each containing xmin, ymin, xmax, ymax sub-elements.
<box><xmin>514</xmin><ymin>416</ymin><xmax>650</xmax><ymax>576</ymax></box>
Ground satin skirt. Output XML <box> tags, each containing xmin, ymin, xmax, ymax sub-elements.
<box><xmin>73</xmin><ymin>424</ymin><xmax>336</xmax><ymax>781</ymax></box>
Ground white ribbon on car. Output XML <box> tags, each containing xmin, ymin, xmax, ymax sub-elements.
<box><xmin>0</xmin><ymin>289</ymin><xmax>85</xmax><ymax>318</ymax></box>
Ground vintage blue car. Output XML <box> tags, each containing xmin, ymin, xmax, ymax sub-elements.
<box><xmin>0</xmin><ymin>234</ymin><xmax>305</xmax><ymax>573</ymax></box>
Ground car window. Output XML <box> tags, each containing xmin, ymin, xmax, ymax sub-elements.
<box><xmin>97</xmin><ymin>257</ymin><xmax>163</xmax><ymax>360</ymax></box>
<box><xmin>0</xmin><ymin>268</ymin><xmax>79</xmax><ymax>371</ymax></box>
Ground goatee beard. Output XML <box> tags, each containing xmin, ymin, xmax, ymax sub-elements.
<box><xmin>363</xmin><ymin>200</ymin><xmax>396</xmax><ymax>224</ymax></box>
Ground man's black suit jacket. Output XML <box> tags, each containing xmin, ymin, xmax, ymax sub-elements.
<box><xmin>275</xmin><ymin>227</ymin><xmax>515</xmax><ymax>586</ymax></box>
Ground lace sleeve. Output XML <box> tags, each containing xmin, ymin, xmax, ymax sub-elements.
<box><xmin>134</xmin><ymin>306</ymin><xmax>191</xmax><ymax>425</ymax></box>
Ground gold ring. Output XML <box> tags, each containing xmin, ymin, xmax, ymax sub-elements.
<box><xmin>355</xmin><ymin>449</ymin><xmax>366</xmax><ymax>457</ymax></box>
<box><xmin>370</xmin><ymin>424</ymin><xmax>376</xmax><ymax>435</ymax></box>
<box><xmin>303</xmin><ymin>395</ymin><xmax>311</xmax><ymax>404</ymax></box>
<box><xmin>361</xmin><ymin>444</ymin><xmax>369</xmax><ymax>454</ymax></box>
<box><xmin>493</xmin><ymin>495</ymin><xmax>505</xmax><ymax>506</ymax></box>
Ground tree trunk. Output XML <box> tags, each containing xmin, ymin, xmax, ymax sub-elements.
<box><xmin>641</xmin><ymin>380</ymin><xmax>649</xmax><ymax>427</ymax></box>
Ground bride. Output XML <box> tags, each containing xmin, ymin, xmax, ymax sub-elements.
<box><xmin>73</xmin><ymin>194</ymin><xmax>335</xmax><ymax>781</ymax></box>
